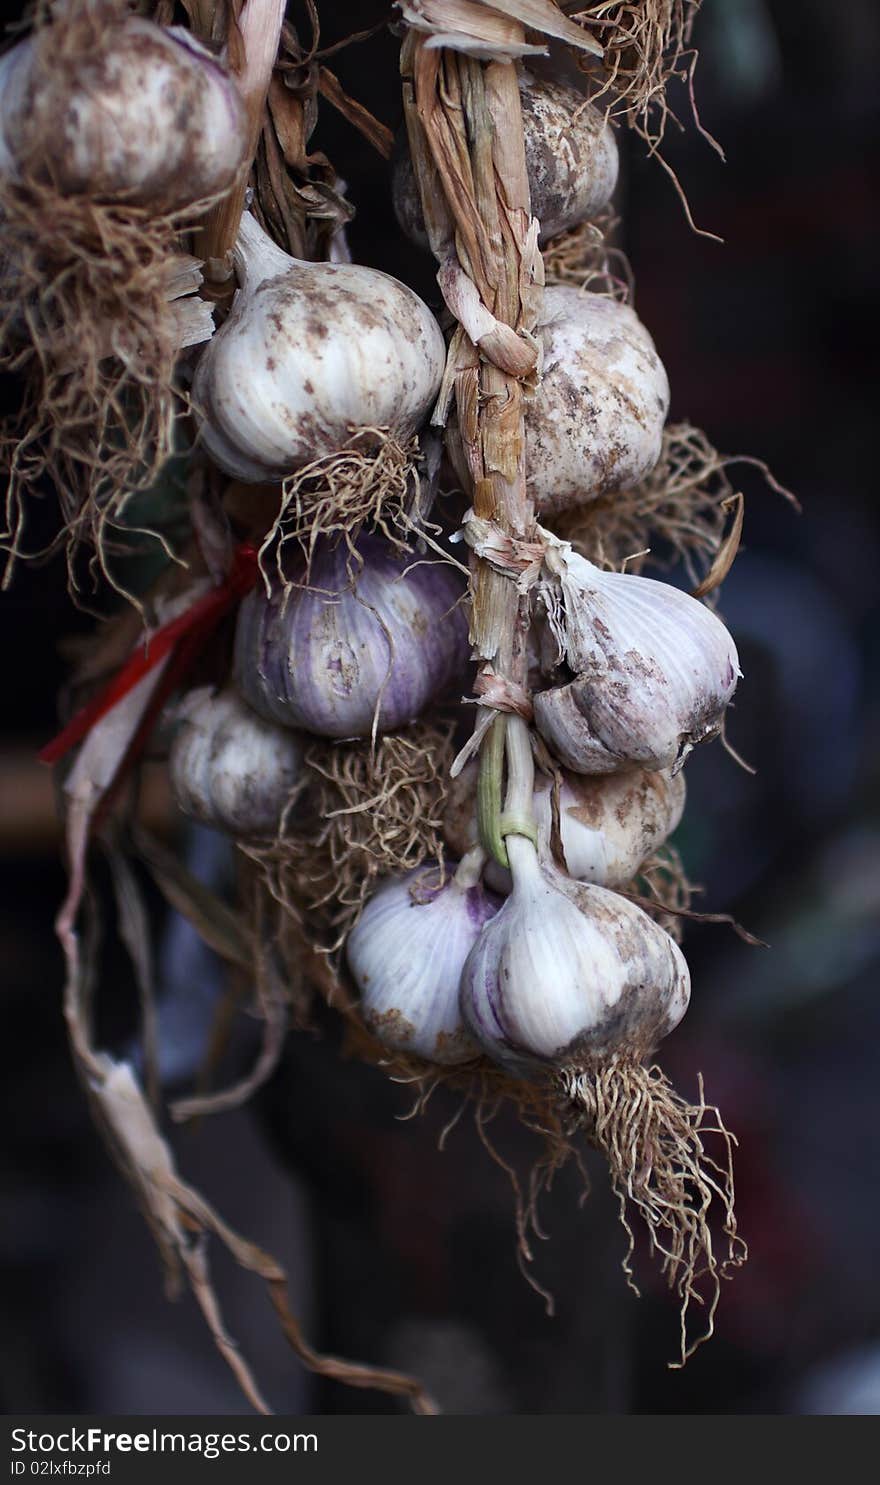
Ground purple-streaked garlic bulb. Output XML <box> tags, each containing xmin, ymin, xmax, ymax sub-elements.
<box><xmin>534</xmin><ymin>543</ymin><xmax>740</xmax><ymax>774</ymax></box>
<box><xmin>234</xmin><ymin>535</ymin><xmax>470</xmax><ymax>739</ymax></box>
<box><xmin>0</xmin><ymin>20</ymin><xmax>248</xmax><ymax>208</ymax></box>
<box><xmin>523</xmin><ymin>289</ymin><xmax>669</xmax><ymax>514</ymax></box>
<box><xmin>444</xmin><ymin>761</ymin><xmax>685</xmax><ymax>893</ymax></box>
<box><xmin>168</xmin><ymin>687</ymin><xmax>304</xmax><ymax>839</ymax></box>
<box><xmin>192</xmin><ymin>212</ymin><xmax>447</xmax><ymax>482</ymax></box>
<box><xmin>460</xmin><ymin>836</ymin><xmax>690</xmax><ymax>1076</ymax></box>
<box><xmin>347</xmin><ymin>856</ymin><xmax>500</xmax><ymax>1064</ymax></box>
<box><xmin>393</xmin><ymin>71</ymin><xmax>618</xmax><ymax>249</ymax></box>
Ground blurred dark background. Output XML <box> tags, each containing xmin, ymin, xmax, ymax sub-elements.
<box><xmin>1</xmin><ymin>0</ymin><xmax>879</xmax><ymax>1415</ymax></box>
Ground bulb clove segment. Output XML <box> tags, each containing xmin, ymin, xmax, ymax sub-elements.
<box><xmin>533</xmin><ymin>544</ymin><xmax>741</xmax><ymax>774</ymax></box>
<box><xmin>347</xmin><ymin>856</ymin><xmax>500</xmax><ymax>1064</ymax></box>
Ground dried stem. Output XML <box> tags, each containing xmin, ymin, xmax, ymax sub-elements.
<box><xmin>401</xmin><ymin>23</ymin><xmax>544</xmax><ymax>855</ymax></box>
<box><xmin>195</xmin><ymin>0</ymin><xmax>288</xmax><ymax>288</ymax></box>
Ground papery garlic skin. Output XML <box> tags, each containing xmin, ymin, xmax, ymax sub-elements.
<box><xmin>444</xmin><ymin>761</ymin><xmax>685</xmax><ymax>892</ymax></box>
<box><xmin>460</xmin><ymin>838</ymin><xmax>690</xmax><ymax>1075</ymax></box>
<box><xmin>169</xmin><ymin>687</ymin><xmax>304</xmax><ymax>839</ymax></box>
<box><xmin>234</xmin><ymin>535</ymin><xmax>470</xmax><ymax>739</ymax></box>
<box><xmin>0</xmin><ymin>24</ymin><xmax>248</xmax><ymax>210</ymax></box>
<box><xmin>534</xmin><ymin>547</ymin><xmax>740</xmax><ymax>774</ymax></box>
<box><xmin>347</xmin><ymin>864</ymin><xmax>499</xmax><ymax>1064</ymax></box>
<box><xmin>393</xmin><ymin>71</ymin><xmax>618</xmax><ymax>249</ymax></box>
<box><xmin>524</xmin><ymin>290</ymin><xmax>669</xmax><ymax>514</ymax></box>
<box><xmin>192</xmin><ymin>213</ymin><xmax>447</xmax><ymax>482</ymax></box>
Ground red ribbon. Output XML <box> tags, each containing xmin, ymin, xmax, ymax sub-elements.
<box><xmin>39</xmin><ymin>543</ymin><xmax>259</xmax><ymax>767</ymax></box>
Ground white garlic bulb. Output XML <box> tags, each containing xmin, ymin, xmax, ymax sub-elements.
<box><xmin>234</xmin><ymin>534</ymin><xmax>470</xmax><ymax>739</ymax></box>
<box><xmin>444</xmin><ymin>761</ymin><xmax>685</xmax><ymax>892</ymax></box>
<box><xmin>460</xmin><ymin>836</ymin><xmax>690</xmax><ymax>1075</ymax></box>
<box><xmin>393</xmin><ymin>71</ymin><xmax>618</xmax><ymax>248</ymax></box>
<box><xmin>523</xmin><ymin>290</ymin><xmax>669</xmax><ymax>515</ymax></box>
<box><xmin>0</xmin><ymin>21</ymin><xmax>248</xmax><ymax>209</ymax></box>
<box><xmin>192</xmin><ymin>212</ymin><xmax>447</xmax><ymax>482</ymax></box>
<box><xmin>347</xmin><ymin>859</ymin><xmax>500</xmax><ymax>1064</ymax></box>
<box><xmin>534</xmin><ymin>544</ymin><xmax>740</xmax><ymax>774</ymax></box>
<box><xmin>169</xmin><ymin>687</ymin><xmax>304</xmax><ymax>839</ymax></box>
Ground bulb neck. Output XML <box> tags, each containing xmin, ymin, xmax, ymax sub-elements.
<box><xmin>506</xmin><ymin>831</ymin><xmax>542</xmax><ymax>888</ymax></box>
<box><xmin>453</xmin><ymin>845</ymin><xmax>487</xmax><ymax>892</ymax></box>
<box><xmin>234</xmin><ymin>211</ymin><xmax>298</xmax><ymax>292</ymax></box>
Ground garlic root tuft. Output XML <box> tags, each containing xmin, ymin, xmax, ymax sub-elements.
<box><xmin>244</xmin><ymin>720</ymin><xmax>455</xmax><ymax>959</ymax></box>
<box><xmin>560</xmin><ymin>1058</ymin><xmax>747</xmax><ymax>1366</ymax></box>
<box><xmin>257</xmin><ymin>428</ymin><xmax>434</xmax><ymax>582</ymax></box>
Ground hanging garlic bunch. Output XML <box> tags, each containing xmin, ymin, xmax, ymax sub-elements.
<box><xmin>393</xmin><ymin>70</ymin><xmax>618</xmax><ymax>250</ymax></box>
<box><xmin>533</xmin><ymin>540</ymin><xmax>741</xmax><ymax>774</ymax></box>
<box><xmin>192</xmin><ymin>212</ymin><xmax>447</xmax><ymax>482</ymax></box>
<box><xmin>0</xmin><ymin>14</ymin><xmax>248</xmax><ymax>208</ymax></box>
<box><xmin>347</xmin><ymin>854</ymin><xmax>500</xmax><ymax>1064</ymax></box>
<box><xmin>234</xmin><ymin>534</ymin><xmax>470</xmax><ymax>739</ymax></box>
<box><xmin>168</xmin><ymin>687</ymin><xmax>305</xmax><ymax>839</ymax></box>
<box><xmin>444</xmin><ymin>760</ymin><xmax>685</xmax><ymax>893</ymax></box>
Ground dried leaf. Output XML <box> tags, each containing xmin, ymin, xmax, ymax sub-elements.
<box><xmin>400</xmin><ymin>0</ymin><xmax>549</xmax><ymax>59</ymax></box>
<box><xmin>400</xmin><ymin>0</ymin><xmax>603</xmax><ymax>58</ymax></box>
<box><xmin>471</xmin><ymin>0</ymin><xmax>603</xmax><ymax>55</ymax></box>
<box><xmin>104</xmin><ymin>841</ymin><xmax>161</xmax><ymax>1112</ymax></box>
<box><xmin>318</xmin><ymin>67</ymin><xmax>394</xmax><ymax>159</ymax></box>
<box><xmin>691</xmin><ymin>492</ymin><xmax>744</xmax><ymax>598</ymax></box>
<box><xmin>132</xmin><ymin>826</ymin><xmax>254</xmax><ymax>972</ymax></box>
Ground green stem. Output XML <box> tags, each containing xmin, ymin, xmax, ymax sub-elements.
<box><xmin>477</xmin><ymin>714</ymin><xmax>509</xmax><ymax>869</ymax></box>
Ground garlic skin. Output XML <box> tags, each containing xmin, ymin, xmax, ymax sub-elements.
<box><xmin>234</xmin><ymin>535</ymin><xmax>470</xmax><ymax>739</ymax></box>
<box><xmin>444</xmin><ymin>761</ymin><xmax>685</xmax><ymax>892</ymax></box>
<box><xmin>393</xmin><ymin>71</ymin><xmax>618</xmax><ymax>248</ymax></box>
<box><xmin>0</xmin><ymin>23</ymin><xmax>248</xmax><ymax>210</ymax></box>
<box><xmin>534</xmin><ymin>546</ymin><xmax>740</xmax><ymax>774</ymax></box>
<box><xmin>169</xmin><ymin>687</ymin><xmax>305</xmax><ymax>839</ymax></box>
<box><xmin>460</xmin><ymin>838</ymin><xmax>690</xmax><ymax>1075</ymax></box>
<box><xmin>192</xmin><ymin>213</ymin><xmax>447</xmax><ymax>483</ymax></box>
<box><xmin>523</xmin><ymin>290</ymin><xmax>669</xmax><ymax>515</ymax></box>
<box><xmin>347</xmin><ymin>862</ymin><xmax>500</xmax><ymax>1064</ymax></box>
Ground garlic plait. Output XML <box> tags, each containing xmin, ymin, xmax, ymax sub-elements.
<box><xmin>0</xmin><ymin>18</ymin><xmax>248</xmax><ymax>209</ymax></box>
<box><xmin>234</xmin><ymin>534</ymin><xmax>470</xmax><ymax>739</ymax></box>
<box><xmin>393</xmin><ymin>70</ymin><xmax>618</xmax><ymax>249</ymax></box>
<box><xmin>169</xmin><ymin>687</ymin><xmax>305</xmax><ymax>839</ymax></box>
<box><xmin>346</xmin><ymin>855</ymin><xmax>500</xmax><ymax>1065</ymax></box>
<box><xmin>192</xmin><ymin>212</ymin><xmax>447</xmax><ymax>482</ymax></box>
<box><xmin>460</xmin><ymin>835</ymin><xmax>690</xmax><ymax>1077</ymax></box>
<box><xmin>533</xmin><ymin>541</ymin><xmax>741</xmax><ymax>775</ymax></box>
<box><xmin>444</xmin><ymin>760</ymin><xmax>686</xmax><ymax>894</ymax></box>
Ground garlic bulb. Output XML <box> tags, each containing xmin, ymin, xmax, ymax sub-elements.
<box><xmin>169</xmin><ymin>687</ymin><xmax>304</xmax><ymax>838</ymax></box>
<box><xmin>393</xmin><ymin>71</ymin><xmax>618</xmax><ymax>248</ymax></box>
<box><xmin>460</xmin><ymin>837</ymin><xmax>690</xmax><ymax>1075</ymax></box>
<box><xmin>534</xmin><ymin>544</ymin><xmax>740</xmax><ymax>774</ymax></box>
<box><xmin>0</xmin><ymin>21</ymin><xmax>248</xmax><ymax>209</ymax></box>
<box><xmin>522</xmin><ymin>290</ymin><xmax>669</xmax><ymax>515</ymax></box>
<box><xmin>347</xmin><ymin>858</ymin><xmax>500</xmax><ymax>1064</ymax></box>
<box><xmin>234</xmin><ymin>534</ymin><xmax>470</xmax><ymax>739</ymax></box>
<box><xmin>192</xmin><ymin>212</ymin><xmax>447</xmax><ymax>482</ymax></box>
<box><xmin>444</xmin><ymin>761</ymin><xmax>685</xmax><ymax>892</ymax></box>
